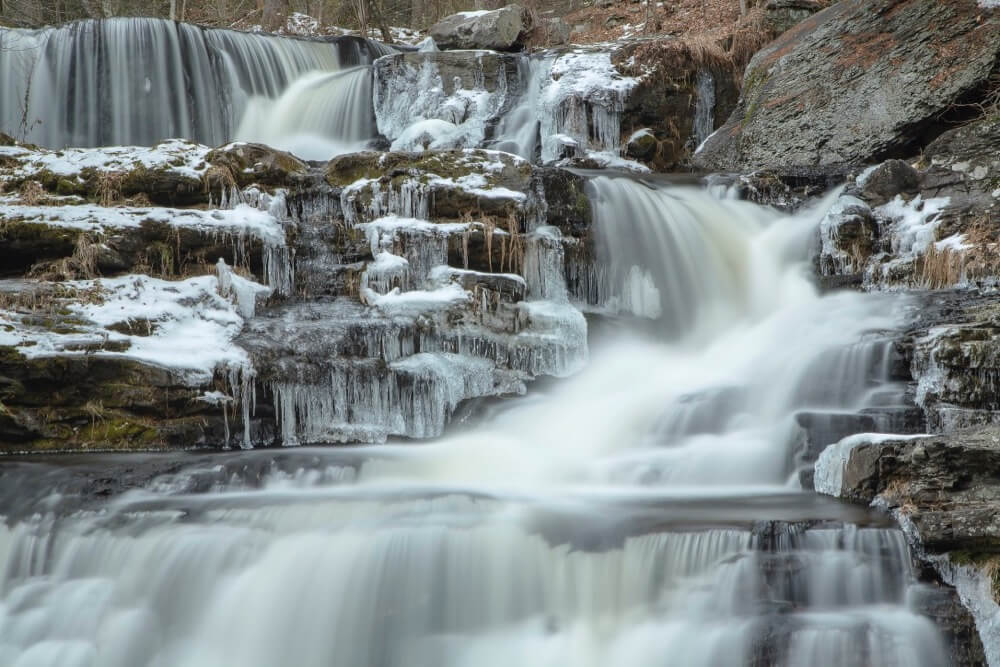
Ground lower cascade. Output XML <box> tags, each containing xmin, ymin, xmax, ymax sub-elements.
<box><xmin>0</xmin><ymin>178</ymin><xmax>966</xmax><ymax>666</ymax></box>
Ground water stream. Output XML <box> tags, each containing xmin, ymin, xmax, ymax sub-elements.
<box><xmin>0</xmin><ymin>179</ymin><xmax>949</xmax><ymax>666</ymax></box>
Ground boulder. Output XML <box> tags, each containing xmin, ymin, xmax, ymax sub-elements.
<box><xmin>694</xmin><ymin>0</ymin><xmax>1000</xmax><ymax>173</ymax></box>
<box><xmin>204</xmin><ymin>142</ymin><xmax>308</xmax><ymax>189</ymax></box>
<box><xmin>536</xmin><ymin>18</ymin><xmax>570</xmax><ymax>46</ymax></box>
<box><xmin>920</xmin><ymin>112</ymin><xmax>1000</xmax><ymax>208</ymax></box>
<box><xmin>429</xmin><ymin>5</ymin><xmax>531</xmax><ymax>52</ymax></box>
<box><xmin>860</xmin><ymin>158</ymin><xmax>920</xmax><ymax>205</ymax></box>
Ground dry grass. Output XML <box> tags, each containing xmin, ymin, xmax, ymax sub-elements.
<box><xmin>919</xmin><ymin>244</ymin><xmax>964</xmax><ymax>289</ymax></box>
<box><xmin>18</xmin><ymin>179</ymin><xmax>43</xmax><ymax>205</ymax></box>
<box><xmin>203</xmin><ymin>163</ymin><xmax>238</xmax><ymax>201</ymax></box>
<box><xmin>918</xmin><ymin>213</ymin><xmax>1000</xmax><ymax>289</ymax></box>
<box><xmin>30</xmin><ymin>234</ymin><xmax>102</xmax><ymax>282</ymax></box>
<box><xmin>96</xmin><ymin>171</ymin><xmax>125</xmax><ymax>207</ymax></box>
<box><xmin>0</xmin><ymin>281</ymin><xmax>105</xmax><ymax>314</ymax></box>
<box><xmin>569</xmin><ymin>0</ymin><xmax>830</xmax><ymax>76</ymax></box>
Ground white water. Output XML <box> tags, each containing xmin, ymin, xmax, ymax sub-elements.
<box><xmin>0</xmin><ymin>18</ymin><xmax>388</xmax><ymax>149</ymax></box>
<box><xmin>235</xmin><ymin>67</ymin><xmax>378</xmax><ymax>160</ymax></box>
<box><xmin>0</xmin><ymin>180</ymin><xmax>949</xmax><ymax>666</ymax></box>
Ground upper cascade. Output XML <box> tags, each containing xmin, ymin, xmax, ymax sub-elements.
<box><xmin>0</xmin><ymin>18</ymin><xmax>392</xmax><ymax>148</ymax></box>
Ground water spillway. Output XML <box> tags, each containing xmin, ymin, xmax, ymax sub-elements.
<box><xmin>0</xmin><ymin>176</ymin><xmax>960</xmax><ymax>665</ymax></box>
<box><xmin>0</xmin><ymin>18</ymin><xmax>389</xmax><ymax>149</ymax></box>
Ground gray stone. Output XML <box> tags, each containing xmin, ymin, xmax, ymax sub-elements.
<box><xmin>538</xmin><ymin>17</ymin><xmax>570</xmax><ymax>45</ymax></box>
<box><xmin>832</xmin><ymin>427</ymin><xmax>1000</xmax><ymax>554</ymax></box>
<box><xmin>763</xmin><ymin>0</ymin><xmax>824</xmax><ymax>35</ymax></box>
<box><xmin>861</xmin><ymin>158</ymin><xmax>920</xmax><ymax>205</ymax></box>
<box><xmin>694</xmin><ymin>0</ymin><xmax>1000</xmax><ymax>173</ymax></box>
<box><xmin>429</xmin><ymin>5</ymin><xmax>531</xmax><ymax>52</ymax></box>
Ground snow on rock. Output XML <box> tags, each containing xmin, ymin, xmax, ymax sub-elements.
<box><xmin>0</xmin><ymin>202</ymin><xmax>285</xmax><ymax>243</ymax></box>
<box><xmin>878</xmin><ymin>194</ymin><xmax>951</xmax><ymax>258</ymax></box>
<box><xmin>0</xmin><ymin>274</ymin><xmax>261</xmax><ymax>385</ymax></box>
<box><xmin>539</xmin><ymin>50</ymin><xmax>637</xmax><ymax>164</ymax></box>
<box><xmin>0</xmin><ymin>139</ymin><xmax>212</xmax><ymax>180</ymax></box>
<box><xmin>362</xmin><ymin>282</ymin><xmax>470</xmax><ymax>314</ymax></box>
<box><xmin>216</xmin><ymin>258</ymin><xmax>271</xmax><ymax>318</ymax></box>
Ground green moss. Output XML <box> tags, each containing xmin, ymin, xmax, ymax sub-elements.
<box><xmin>741</xmin><ymin>68</ymin><xmax>771</xmax><ymax>127</ymax></box>
<box><xmin>55</xmin><ymin>178</ymin><xmax>84</xmax><ymax>196</ymax></box>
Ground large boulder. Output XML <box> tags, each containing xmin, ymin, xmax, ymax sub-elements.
<box><xmin>694</xmin><ymin>0</ymin><xmax>1000</xmax><ymax>173</ymax></box>
<box><xmin>429</xmin><ymin>5</ymin><xmax>532</xmax><ymax>52</ymax></box>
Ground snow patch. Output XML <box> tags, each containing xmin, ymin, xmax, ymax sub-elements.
<box><xmin>0</xmin><ymin>274</ymin><xmax>259</xmax><ymax>386</ymax></box>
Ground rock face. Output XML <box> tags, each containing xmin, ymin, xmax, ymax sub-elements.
<box><xmin>613</xmin><ymin>39</ymin><xmax>739</xmax><ymax>171</ymax></box>
<box><xmin>827</xmin><ymin>429</ymin><xmax>1000</xmax><ymax>552</ymax></box>
<box><xmin>813</xmin><ymin>425</ymin><xmax>1000</xmax><ymax>666</ymax></box>
<box><xmin>429</xmin><ymin>5</ymin><xmax>531</xmax><ymax>52</ymax></box>
<box><xmin>694</xmin><ymin>0</ymin><xmax>1000</xmax><ymax>173</ymax></box>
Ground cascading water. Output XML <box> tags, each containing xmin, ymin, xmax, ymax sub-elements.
<box><xmin>235</xmin><ymin>66</ymin><xmax>378</xmax><ymax>160</ymax></box>
<box><xmin>0</xmin><ymin>179</ymin><xmax>955</xmax><ymax>666</ymax></box>
<box><xmin>0</xmin><ymin>18</ymin><xmax>388</xmax><ymax>149</ymax></box>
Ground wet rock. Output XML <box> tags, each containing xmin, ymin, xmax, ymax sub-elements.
<box><xmin>429</xmin><ymin>5</ymin><xmax>531</xmax><ymax>52</ymax></box>
<box><xmin>613</xmin><ymin>39</ymin><xmax>739</xmax><ymax>171</ymax></box>
<box><xmin>695</xmin><ymin>0</ymin><xmax>1000</xmax><ymax>173</ymax></box>
<box><xmin>912</xmin><ymin>323</ymin><xmax>1000</xmax><ymax>433</ymax></box>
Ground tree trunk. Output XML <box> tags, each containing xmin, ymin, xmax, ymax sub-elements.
<box><xmin>353</xmin><ymin>0</ymin><xmax>369</xmax><ymax>37</ymax></box>
<box><xmin>169</xmin><ymin>0</ymin><xmax>176</xmax><ymax>20</ymax></box>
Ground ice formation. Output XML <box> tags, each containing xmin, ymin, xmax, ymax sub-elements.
<box><xmin>374</xmin><ymin>49</ymin><xmax>638</xmax><ymax>165</ymax></box>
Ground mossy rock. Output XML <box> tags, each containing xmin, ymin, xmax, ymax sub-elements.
<box><xmin>0</xmin><ymin>353</ymin><xmax>230</xmax><ymax>450</ymax></box>
<box><xmin>0</xmin><ymin>220</ymin><xmax>81</xmax><ymax>277</ymax></box>
<box><xmin>329</xmin><ymin>149</ymin><xmax>534</xmax><ymax>222</ymax></box>
<box><xmin>206</xmin><ymin>142</ymin><xmax>309</xmax><ymax>190</ymax></box>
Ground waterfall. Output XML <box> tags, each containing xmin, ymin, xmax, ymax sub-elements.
<box><xmin>0</xmin><ymin>19</ymin><xmax>389</xmax><ymax>148</ymax></box>
<box><xmin>0</xmin><ymin>181</ymin><xmax>951</xmax><ymax>666</ymax></box>
<box><xmin>235</xmin><ymin>66</ymin><xmax>378</xmax><ymax>160</ymax></box>
<box><xmin>491</xmin><ymin>56</ymin><xmax>551</xmax><ymax>160</ymax></box>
